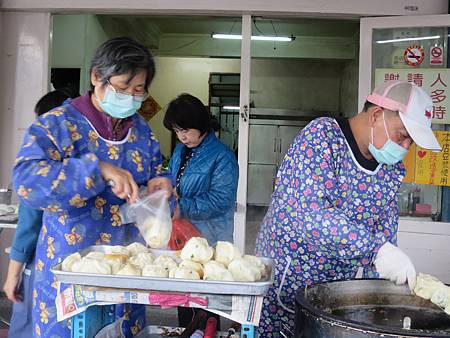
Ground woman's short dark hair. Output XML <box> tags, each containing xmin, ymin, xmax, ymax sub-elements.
<box><xmin>90</xmin><ymin>37</ymin><xmax>155</xmax><ymax>90</ymax></box>
<box><xmin>163</xmin><ymin>94</ymin><xmax>211</xmax><ymax>135</ymax></box>
<box><xmin>34</xmin><ymin>90</ymin><xmax>71</xmax><ymax>116</ymax></box>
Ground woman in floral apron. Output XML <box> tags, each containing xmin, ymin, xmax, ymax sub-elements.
<box><xmin>13</xmin><ymin>37</ymin><xmax>172</xmax><ymax>338</ymax></box>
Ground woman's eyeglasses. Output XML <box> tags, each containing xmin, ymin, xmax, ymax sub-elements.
<box><xmin>107</xmin><ymin>81</ymin><xmax>149</xmax><ymax>102</ymax></box>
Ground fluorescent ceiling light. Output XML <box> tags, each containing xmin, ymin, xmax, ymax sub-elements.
<box><xmin>223</xmin><ymin>106</ymin><xmax>240</xmax><ymax>110</ymax></box>
<box><xmin>376</xmin><ymin>35</ymin><xmax>440</xmax><ymax>44</ymax></box>
<box><xmin>252</xmin><ymin>35</ymin><xmax>293</xmax><ymax>42</ymax></box>
<box><xmin>212</xmin><ymin>34</ymin><xmax>294</xmax><ymax>42</ymax></box>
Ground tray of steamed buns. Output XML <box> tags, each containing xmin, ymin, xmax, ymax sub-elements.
<box><xmin>51</xmin><ymin>237</ymin><xmax>274</xmax><ymax>295</ymax></box>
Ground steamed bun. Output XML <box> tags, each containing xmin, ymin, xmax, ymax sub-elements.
<box><xmin>62</xmin><ymin>252</ymin><xmax>81</xmax><ymax>272</ymax></box>
<box><xmin>104</xmin><ymin>253</ymin><xmax>129</xmax><ymax>264</ymax></box>
<box><xmin>430</xmin><ymin>284</ymin><xmax>450</xmax><ymax>308</ymax></box>
<box><xmin>169</xmin><ymin>267</ymin><xmax>201</xmax><ymax>280</ymax></box>
<box><xmin>179</xmin><ymin>260</ymin><xmax>204</xmax><ymax>278</ymax></box>
<box><xmin>84</xmin><ymin>252</ymin><xmax>105</xmax><ymax>260</ymax></box>
<box><xmin>214</xmin><ymin>241</ymin><xmax>241</xmax><ymax>267</ymax></box>
<box><xmin>203</xmin><ymin>261</ymin><xmax>234</xmax><ymax>281</ymax></box>
<box><xmin>414</xmin><ymin>273</ymin><xmax>450</xmax><ymax>312</ymax></box>
<box><xmin>126</xmin><ymin>242</ymin><xmax>149</xmax><ymax>256</ymax></box>
<box><xmin>71</xmin><ymin>258</ymin><xmax>111</xmax><ymax>275</ymax></box>
<box><xmin>180</xmin><ymin>237</ymin><xmax>214</xmax><ymax>264</ymax></box>
<box><xmin>102</xmin><ymin>245</ymin><xmax>130</xmax><ymax>256</ymax></box>
<box><xmin>141</xmin><ymin>215</ymin><xmax>171</xmax><ymax>249</ymax></box>
<box><xmin>228</xmin><ymin>258</ymin><xmax>261</xmax><ymax>282</ymax></box>
<box><xmin>142</xmin><ymin>264</ymin><xmax>169</xmax><ymax>278</ymax></box>
<box><xmin>243</xmin><ymin>255</ymin><xmax>268</xmax><ymax>279</ymax></box>
<box><xmin>106</xmin><ymin>260</ymin><xmax>123</xmax><ymax>274</ymax></box>
<box><xmin>154</xmin><ymin>255</ymin><xmax>178</xmax><ymax>272</ymax></box>
<box><xmin>116</xmin><ymin>263</ymin><xmax>141</xmax><ymax>276</ymax></box>
<box><xmin>129</xmin><ymin>252</ymin><xmax>155</xmax><ymax>269</ymax></box>
<box><xmin>414</xmin><ymin>273</ymin><xmax>445</xmax><ymax>300</ymax></box>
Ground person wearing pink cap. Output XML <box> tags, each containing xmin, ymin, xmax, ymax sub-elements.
<box><xmin>255</xmin><ymin>80</ymin><xmax>441</xmax><ymax>336</ymax></box>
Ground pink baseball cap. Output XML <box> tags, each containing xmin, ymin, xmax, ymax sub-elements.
<box><xmin>366</xmin><ymin>80</ymin><xmax>441</xmax><ymax>151</ymax></box>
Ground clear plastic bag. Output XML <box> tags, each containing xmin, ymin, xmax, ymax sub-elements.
<box><xmin>125</xmin><ymin>190</ymin><xmax>172</xmax><ymax>249</ymax></box>
<box><xmin>118</xmin><ymin>186</ymin><xmax>148</xmax><ymax>225</ymax></box>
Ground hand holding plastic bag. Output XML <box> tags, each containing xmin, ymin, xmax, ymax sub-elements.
<box><xmin>125</xmin><ymin>190</ymin><xmax>172</xmax><ymax>249</ymax></box>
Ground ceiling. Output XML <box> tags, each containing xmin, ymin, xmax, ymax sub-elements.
<box><xmin>140</xmin><ymin>16</ymin><xmax>358</xmax><ymax>36</ymax></box>
<box><xmin>96</xmin><ymin>15</ymin><xmax>360</xmax><ymax>58</ymax></box>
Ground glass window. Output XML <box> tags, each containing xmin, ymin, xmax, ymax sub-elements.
<box><xmin>372</xmin><ymin>27</ymin><xmax>450</xmax><ymax>222</ymax></box>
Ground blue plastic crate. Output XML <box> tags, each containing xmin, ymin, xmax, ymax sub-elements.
<box><xmin>72</xmin><ymin>305</ymin><xmax>116</xmax><ymax>338</ymax></box>
<box><xmin>240</xmin><ymin>324</ymin><xmax>255</xmax><ymax>338</ymax></box>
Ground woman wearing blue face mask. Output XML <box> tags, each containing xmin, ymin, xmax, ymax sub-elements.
<box><xmin>13</xmin><ymin>37</ymin><xmax>172</xmax><ymax>338</ymax></box>
<box><xmin>255</xmin><ymin>81</ymin><xmax>442</xmax><ymax>336</ymax></box>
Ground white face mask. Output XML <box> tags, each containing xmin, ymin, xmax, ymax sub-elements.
<box><xmin>368</xmin><ymin>112</ymin><xmax>408</xmax><ymax>165</ymax></box>
<box><xmin>97</xmin><ymin>86</ymin><xmax>142</xmax><ymax>119</ymax></box>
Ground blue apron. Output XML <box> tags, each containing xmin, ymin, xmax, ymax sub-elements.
<box><xmin>13</xmin><ymin>102</ymin><xmax>167</xmax><ymax>338</ymax></box>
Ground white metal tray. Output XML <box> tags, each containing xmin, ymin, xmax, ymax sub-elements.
<box><xmin>51</xmin><ymin>245</ymin><xmax>274</xmax><ymax>296</ymax></box>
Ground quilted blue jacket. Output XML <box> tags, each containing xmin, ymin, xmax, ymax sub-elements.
<box><xmin>169</xmin><ymin>132</ymin><xmax>238</xmax><ymax>245</ymax></box>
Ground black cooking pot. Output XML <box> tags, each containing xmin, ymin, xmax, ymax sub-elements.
<box><xmin>295</xmin><ymin>279</ymin><xmax>450</xmax><ymax>337</ymax></box>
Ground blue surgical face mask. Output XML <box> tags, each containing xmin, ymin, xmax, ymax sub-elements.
<box><xmin>97</xmin><ymin>85</ymin><xmax>142</xmax><ymax>119</ymax></box>
<box><xmin>368</xmin><ymin>112</ymin><xmax>408</xmax><ymax>165</ymax></box>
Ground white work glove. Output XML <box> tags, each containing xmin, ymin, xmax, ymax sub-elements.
<box><xmin>374</xmin><ymin>242</ymin><xmax>416</xmax><ymax>290</ymax></box>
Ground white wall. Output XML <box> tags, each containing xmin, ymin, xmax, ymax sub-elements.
<box><xmin>82</xmin><ymin>15</ymin><xmax>116</xmax><ymax>91</ymax></box>
<box><xmin>250</xmin><ymin>58</ymin><xmax>343</xmax><ymax>112</ymax></box>
<box><xmin>52</xmin><ymin>14</ymin><xmax>118</xmax><ymax>93</ymax></box>
<box><xmin>52</xmin><ymin>15</ymin><xmax>88</xmax><ymax>68</ymax></box>
<box><xmin>0</xmin><ymin>11</ymin><xmax>51</xmax><ymax>285</ymax></box>
<box><xmin>0</xmin><ymin>12</ymin><xmax>51</xmax><ymax>187</ymax></box>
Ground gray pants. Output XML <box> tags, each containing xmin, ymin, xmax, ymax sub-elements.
<box><xmin>8</xmin><ymin>261</ymin><xmax>34</xmax><ymax>338</ymax></box>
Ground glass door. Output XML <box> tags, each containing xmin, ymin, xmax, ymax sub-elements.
<box><xmin>359</xmin><ymin>15</ymin><xmax>450</xmax><ymax>282</ymax></box>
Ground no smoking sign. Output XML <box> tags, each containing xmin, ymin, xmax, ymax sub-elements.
<box><xmin>430</xmin><ymin>46</ymin><xmax>444</xmax><ymax>66</ymax></box>
<box><xmin>404</xmin><ymin>44</ymin><xmax>424</xmax><ymax>67</ymax></box>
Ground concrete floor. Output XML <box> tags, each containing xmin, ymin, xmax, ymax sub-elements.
<box><xmin>0</xmin><ymin>206</ymin><xmax>268</xmax><ymax>336</ymax></box>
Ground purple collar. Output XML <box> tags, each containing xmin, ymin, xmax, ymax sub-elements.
<box><xmin>71</xmin><ymin>91</ymin><xmax>134</xmax><ymax>141</ymax></box>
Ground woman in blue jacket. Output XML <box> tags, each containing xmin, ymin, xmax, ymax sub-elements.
<box><xmin>163</xmin><ymin>94</ymin><xmax>238</xmax><ymax>245</ymax></box>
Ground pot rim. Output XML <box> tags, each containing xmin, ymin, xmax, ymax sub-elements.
<box><xmin>295</xmin><ymin>278</ymin><xmax>450</xmax><ymax>337</ymax></box>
